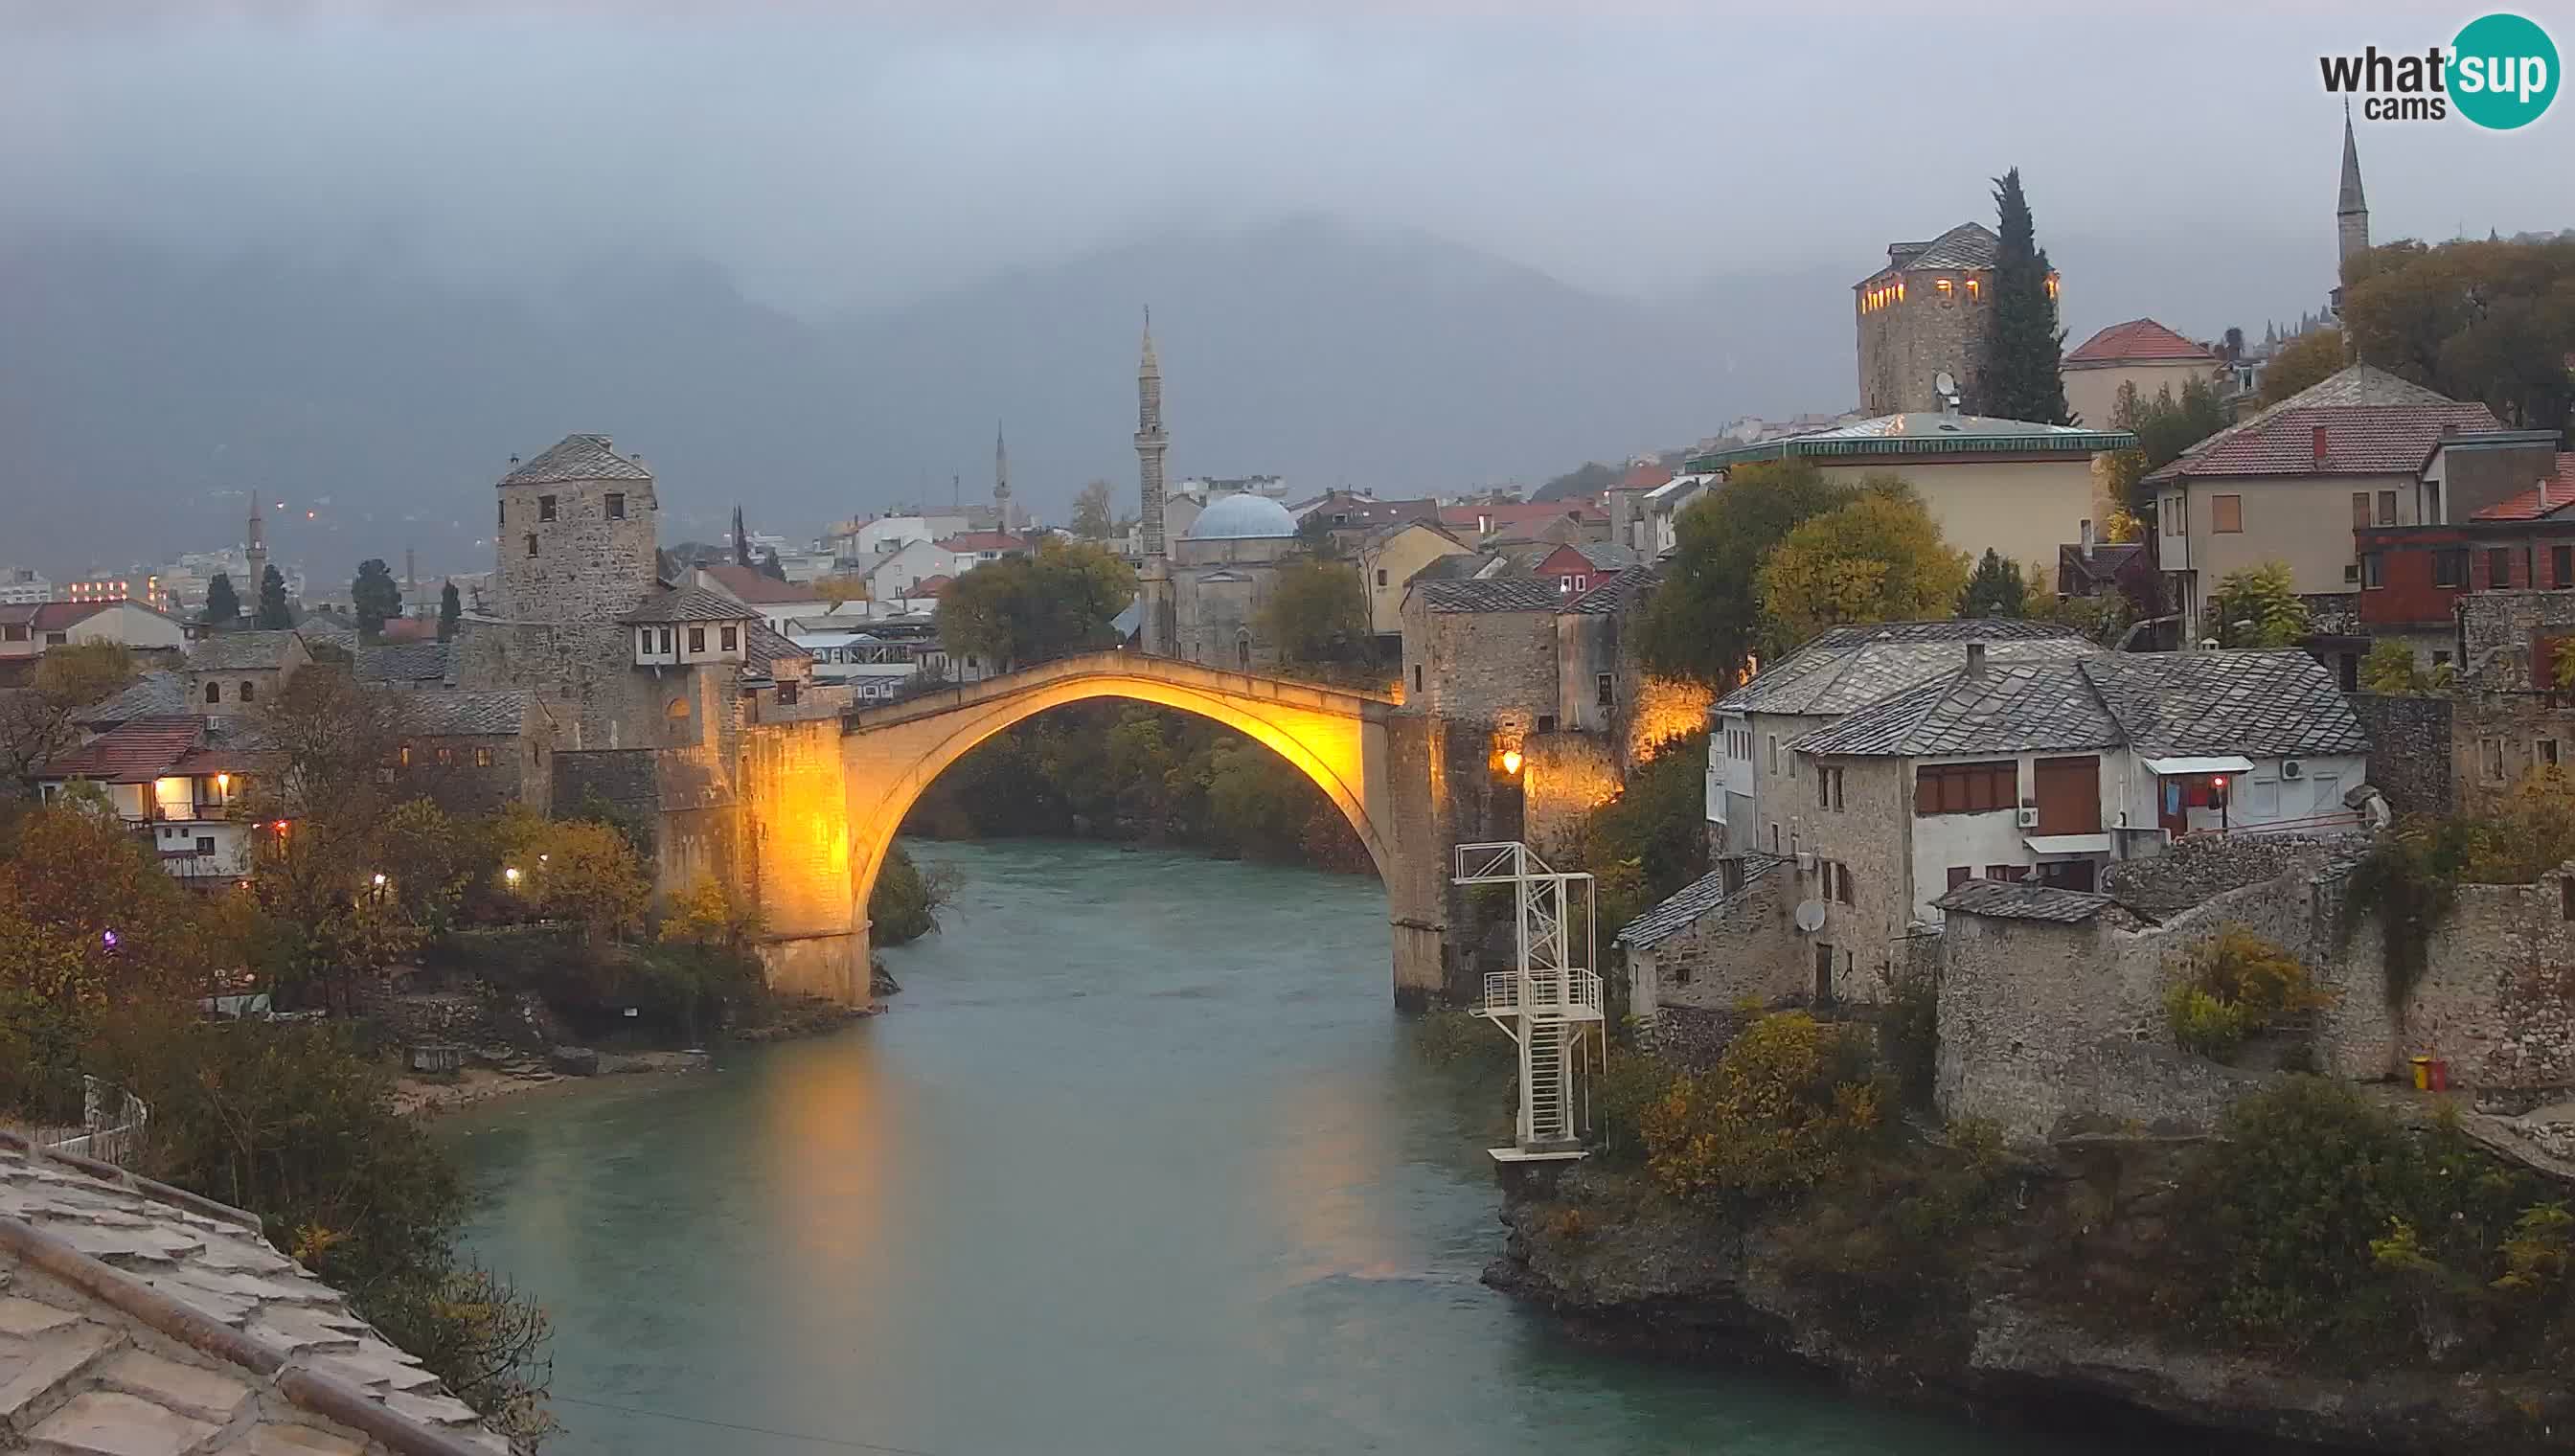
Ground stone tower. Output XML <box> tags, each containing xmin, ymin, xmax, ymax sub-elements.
<box><xmin>1133</xmin><ymin>309</ymin><xmax>1176</xmax><ymax>655</ymax></box>
<box><xmin>993</xmin><ymin>421</ymin><xmax>1015</xmax><ymax>535</ymax></box>
<box><xmin>493</xmin><ymin>433</ymin><xmax>660</xmax><ymax>625</ymax></box>
<box><xmin>243</xmin><ymin>501</ymin><xmax>267</xmax><ymax>596</ymax></box>
<box><xmin>2336</xmin><ymin>104</ymin><xmax>2371</xmax><ymax>269</ymax></box>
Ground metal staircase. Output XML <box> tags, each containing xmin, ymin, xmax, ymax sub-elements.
<box><xmin>1455</xmin><ymin>842</ymin><xmax>1605</xmax><ymax>1161</ymax></box>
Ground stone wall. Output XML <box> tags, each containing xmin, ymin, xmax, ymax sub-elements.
<box><xmin>2450</xmin><ymin>690</ymin><xmax>2575</xmax><ymax>818</ymax></box>
<box><xmin>2458</xmin><ymin>589</ymin><xmax>2575</xmax><ymax>689</ymax></box>
<box><xmin>452</xmin><ymin>618</ymin><xmax>660</xmax><ymax>750</ymax></box>
<box><xmin>554</xmin><ymin>748</ymin><xmax>660</xmax><ymax>837</ymax></box>
<box><xmin>1856</xmin><ymin>265</ymin><xmax>1988</xmax><ymax>417</ymax></box>
<box><xmin>1632</xmin><ymin>869</ymin><xmax>1807</xmax><ymax>1012</ymax></box>
<box><xmin>494</xmin><ymin>472</ymin><xmax>660</xmax><ymax>627</ymax></box>
<box><xmin>1401</xmin><ymin>597</ymin><xmax>1560</xmax><ymax>737</ymax></box>
<box><xmin>1522</xmin><ymin>730</ymin><xmax>1621</xmax><ymax>860</ymax></box>
<box><xmin>741</xmin><ymin>717</ymin><xmax>860</xmax><ymax>1004</ymax></box>
<box><xmin>2098</xmin><ymin>832</ymin><xmax>2362</xmax><ymax>917</ymax></box>
<box><xmin>2350</xmin><ymin>692</ymin><xmax>2454</xmax><ymax>816</ymax></box>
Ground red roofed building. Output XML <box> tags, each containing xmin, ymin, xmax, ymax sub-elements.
<box><xmin>934</xmin><ymin>532</ymin><xmax>1032</xmax><ymax>565</ymax></box>
<box><xmin>2062</xmin><ymin>318</ymin><xmax>2223</xmax><ymax>430</ymax></box>
<box><xmin>2358</xmin><ymin>451</ymin><xmax>2575</xmax><ymax>645</ymax></box>
<box><xmin>2142</xmin><ymin>364</ymin><xmax>2511</xmax><ymax>643</ymax></box>
<box><xmin>1436</xmin><ymin>498</ymin><xmax>1607</xmax><ymax>546</ymax></box>
<box><xmin>34</xmin><ymin>716</ymin><xmax>263</xmax><ymax>883</ymax></box>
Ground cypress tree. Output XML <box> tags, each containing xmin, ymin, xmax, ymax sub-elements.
<box><xmin>255</xmin><ymin>565</ymin><xmax>292</xmax><ymax>629</ymax></box>
<box><xmin>1972</xmin><ymin>168</ymin><xmax>2071</xmax><ymax>424</ymax></box>
<box><xmin>352</xmin><ymin>558</ymin><xmax>401</xmax><ymax>640</ymax></box>
<box><xmin>437</xmin><ymin>581</ymin><xmax>462</xmax><ymax>642</ymax></box>
<box><xmin>1958</xmin><ymin>548</ymin><xmax>2028</xmax><ymax>618</ymax></box>
<box><xmin>202</xmin><ymin>571</ymin><xmax>240</xmax><ymax>626</ymax></box>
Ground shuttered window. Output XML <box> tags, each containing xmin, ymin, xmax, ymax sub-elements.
<box><xmin>1914</xmin><ymin>760</ymin><xmax>2017</xmax><ymax>815</ymax></box>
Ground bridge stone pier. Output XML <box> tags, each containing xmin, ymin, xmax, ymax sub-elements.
<box><xmin>745</xmin><ymin>651</ymin><xmax>1511</xmax><ymax>1011</ymax></box>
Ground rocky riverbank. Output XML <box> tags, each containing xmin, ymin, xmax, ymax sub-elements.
<box><xmin>1485</xmin><ymin>1150</ymin><xmax>2574</xmax><ymax>1453</ymax></box>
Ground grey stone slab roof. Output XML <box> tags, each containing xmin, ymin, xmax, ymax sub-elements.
<box><xmin>0</xmin><ymin>1135</ymin><xmax>502</xmax><ymax>1452</ymax></box>
<box><xmin>742</xmin><ymin>621</ymin><xmax>811</xmax><ymax>675</ymax></box>
<box><xmin>1616</xmin><ymin>853</ymin><xmax>1785</xmax><ymax>949</ymax></box>
<box><xmin>2078</xmin><ymin>649</ymin><xmax>2371</xmax><ymax>759</ymax></box>
<box><xmin>1717</xmin><ymin>621</ymin><xmax>2095</xmax><ymax>717</ymax></box>
<box><xmin>1932</xmin><ymin>878</ymin><xmax>2118</xmax><ymax>922</ymax></box>
<box><xmin>397</xmin><ymin>690</ymin><xmax>532</xmax><ymax>737</ymax></box>
<box><xmin>70</xmin><ymin>671</ymin><xmax>189</xmax><ymax>726</ymax></box>
<box><xmin>1401</xmin><ymin>553</ymin><xmax>1496</xmax><ymax>587</ymax></box>
<box><xmin>1562</xmin><ymin>564</ymin><xmax>1662</xmax><ymax>615</ymax></box>
<box><xmin>184</xmin><ymin>630</ymin><xmax>304</xmax><ymax>671</ymax></box>
<box><xmin>355</xmin><ymin>641</ymin><xmax>453</xmax><ymax>685</ymax></box>
<box><xmin>497</xmin><ymin>433</ymin><xmax>651</xmax><ymax>487</ymax></box>
<box><xmin>1417</xmin><ymin>578</ymin><xmax>1564</xmax><ymax>614</ymax></box>
<box><xmin>620</xmin><ymin>585</ymin><xmax>759</xmax><ymax>625</ymax></box>
<box><xmin>1794</xmin><ymin>658</ymin><xmax>2120</xmax><ymax>756</ymax></box>
<box><xmin>1897</xmin><ymin>221</ymin><xmax>1999</xmax><ymax>272</ymax></box>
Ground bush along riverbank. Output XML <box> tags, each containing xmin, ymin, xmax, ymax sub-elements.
<box><xmin>1487</xmin><ymin>1012</ymin><xmax>2575</xmax><ymax>1453</ymax></box>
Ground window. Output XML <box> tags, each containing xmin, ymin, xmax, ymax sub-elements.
<box><xmin>1595</xmin><ymin>672</ymin><xmax>1615</xmax><ymax>708</ymax></box>
<box><xmin>1815</xmin><ymin>765</ymin><xmax>1844</xmax><ymax>810</ymax></box>
<box><xmin>1947</xmin><ymin>866</ymin><xmax>1972</xmax><ymax>890</ymax></box>
<box><xmin>2351</xmin><ymin>491</ymin><xmax>2371</xmax><ymax>530</ymax></box>
<box><xmin>1814</xmin><ymin>943</ymin><xmax>1835</xmax><ymax>1005</ymax></box>
<box><xmin>204</xmin><ymin>681</ymin><xmax>221</xmax><ymax>705</ymax></box>
<box><xmin>1376</xmin><ymin>569</ymin><xmax>1388</xmax><ymax>587</ymax></box>
<box><xmin>2377</xmin><ymin>489</ymin><xmax>2397</xmax><ymax>527</ymax></box>
<box><xmin>1414</xmin><ymin>665</ymin><xmax>1424</xmax><ymax>693</ymax></box>
<box><xmin>1983</xmin><ymin>864</ymin><xmax>2025</xmax><ymax>882</ymax></box>
<box><xmin>2490</xmin><ymin>547</ymin><xmax>2512</xmax><ymax>588</ymax></box>
<box><xmin>721</xmin><ymin>626</ymin><xmax>739</xmax><ymax>651</ymax></box>
<box><xmin>474</xmin><ymin>746</ymin><xmax>493</xmax><ymax>767</ymax></box>
<box><xmin>1766</xmin><ymin>735</ymin><xmax>1780</xmax><ymax>774</ymax></box>
<box><xmin>195</xmin><ymin>836</ymin><xmax>215</xmax><ymax>855</ymax></box>
<box><xmin>2555</xmin><ymin>546</ymin><xmax>2572</xmax><ymax>588</ymax></box>
<box><xmin>689</xmin><ymin>626</ymin><xmax>706</xmax><ymax>653</ymax></box>
<box><xmin>1770</xmin><ymin>824</ymin><xmax>1781</xmax><ymax>853</ymax></box>
<box><xmin>2482</xmin><ymin>737</ymin><xmax>2506</xmax><ymax>783</ymax></box>
<box><xmin>1536</xmin><ymin>714</ymin><xmax>1557</xmax><ymax>733</ymax></box>
<box><xmin>43</xmin><ymin>632</ymin><xmax>65</xmax><ymax>646</ymax></box>
<box><xmin>2541</xmin><ymin>739</ymin><xmax>2561</xmax><ymax>768</ymax></box>
<box><xmin>2361</xmin><ymin>553</ymin><xmax>2383</xmax><ymax>588</ymax></box>
<box><xmin>2210</xmin><ymin>494</ymin><xmax>2243</xmax><ymax>533</ymax></box>
<box><xmin>1832</xmin><ymin>862</ymin><xmax>1855</xmax><ymax>904</ymax></box>
<box><xmin>436</xmin><ymin>746</ymin><xmax>455</xmax><ymax>766</ymax></box>
<box><xmin>1965</xmin><ymin>278</ymin><xmax>1980</xmax><ymax>301</ymax></box>
<box><xmin>2248</xmin><ymin>777</ymin><xmax>2279</xmax><ymax>817</ymax></box>
<box><xmin>398</xmin><ymin>744</ymin><xmax>412</xmax><ymax>767</ymax></box>
<box><xmin>777</xmin><ymin>681</ymin><xmax>800</xmax><ymax>707</ymax></box>
<box><xmin>659</xmin><ymin>627</ymin><xmax>674</xmax><ymax>653</ymax></box>
<box><xmin>2162</xmin><ymin>496</ymin><xmax>2183</xmax><ymax>535</ymax></box>
<box><xmin>525</xmin><ymin>534</ymin><xmax>537</xmax><ymax>557</ymax></box>
<box><xmin>238</xmin><ymin>680</ymin><xmax>254</xmax><ymax>702</ymax></box>
<box><xmin>1559</xmin><ymin>575</ymin><xmax>1577</xmax><ymax>593</ymax></box>
<box><xmin>1936</xmin><ymin>277</ymin><xmax>1953</xmax><ymax>299</ymax></box>
<box><xmin>2433</xmin><ymin>550</ymin><xmax>2468</xmax><ymax>587</ymax></box>
<box><xmin>605</xmin><ymin>492</ymin><xmax>626</xmax><ymax>520</ymax></box>
<box><xmin>1914</xmin><ymin>760</ymin><xmax>2017</xmax><ymax>815</ymax></box>
<box><xmin>2433</xmin><ymin>649</ymin><xmax>2453</xmax><ymax>670</ymax></box>
<box><xmin>537</xmin><ymin>494</ymin><xmax>558</xmax><ymax>522</ymax></box>
<box><xmin>2426</xmin><ymin>481</ymin><xmax>2444</xmax><ymax>523</ymax></box>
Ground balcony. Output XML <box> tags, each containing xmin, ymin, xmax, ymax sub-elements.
<box><xmin>1478</xmin><ymin>969</ymin><xmax>1605</xmax><ymax>1021</ymax></box>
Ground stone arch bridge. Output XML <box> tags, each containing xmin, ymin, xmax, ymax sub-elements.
<box><xmin>739</xmin><ymin>652</ymin><xmax>1499</xmax><ymax>1009</ymax></box>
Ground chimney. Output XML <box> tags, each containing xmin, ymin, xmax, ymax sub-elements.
<box><xmin>2080</xmin><ymin>517</ymin><xmax>2096</xmax><ymax>558</ymax></box>
<box><xmin>1966</xmin><ymin>641</ymin><xmax>1988</xmax><ymax>676</ymax></box>
<box><xmin>2312</xmin><ymin>423</ymin><xmax>2329</xmax><ymax>466</ymax></box>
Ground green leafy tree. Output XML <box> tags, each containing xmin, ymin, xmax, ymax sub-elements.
<box><xmin>1292</xmin><ymin>511</ymin><xmax>1342</xmax><ymax>559</ymax></box>
<box><xmin>2341</xmin><ymin>236</ymin><xmax>2575</xmax><ymax>430</ymax></box>
<box><xmin>1</xmin><ymin>643</ymin><xmax>139</xmax><ymax>794</ymax></box>
<box><xmin>1957</xmin><ymin>548</ymin><xmax>2029</xmax><ymax>619</ymax></box>
<box><xmin>1259</xmin><ymin>557</ymin><xmax>1371</xmax><ymax>667</ymax></box>
<box><xmin>437</xmin><ymin>581</ymin><xmax>462</xmax><ymax>642</ymax></box>
<box><xmin>2360</xmin><ymin>640</ymin><xmax>2436</xmax><ymax>695</ymax></box>
<box><xmin>1634</xmin><ymin>460</ymin><xmax>1856</xmax><ymax>685</ymax></box>
<box><xmin>1756</xmin><ymin>479</ymin><xmax>1971</xmax><ymax>648</ymax></box>
<box><xmin>1971</xmin><ymin>168</ymin><xmax>2070</xmax><ymax>424</ymax></box>
<box><xmin>939</xmin><ymin>537</ymin><xmax>1137</xmax><ymax>671</ymax></box>
<box><xmin>352</xmin><ymin>558</ymin><xmax>401</xmax><ymax>640</ymax></box>
<box><xmin>2207</xmin><ymin>560</ymin><xmax>2312</xmax><ymax>648</ymax></box>
<box><xmin>2117</xmin><ymin>375</ymin><xmax>2232</xmax><ymax>471</ymax></box>
<box><xmin>1070</xmin><ymin>479</ymin><xmax>1116</xmax><ymax>539</ymax></box>
<box><xmin>2259</xmin><ymin>327</ymin><xmax>2346</xmax><ymax>405</ymax></box>
<box><xmin>254</xmin><ymin>564</ymin><xmax>292</xmax><ymax>628</ymax></box>
<box><xmin>203</xmin><ymin>571</ymin><xmax>241</xmax><ymax>627</ymax></box>
<box><xmin>758</xmin><ymin>550</ymin><xmax>788</xmax><ymax>582</ymax></box>
<box><xmin>865</xmin><ymin>845</ymin><xmax>955</xmax><ymax>945</ymax></box>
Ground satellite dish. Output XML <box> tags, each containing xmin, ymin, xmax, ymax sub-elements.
<box><xmin>1934</xmin><ymin>370</ymin><xmax>1958</xmax><ymax>398</ymax></box>
<box><xmin>1793</xmin><ymin>900</ymin><xmax>1828</xmax><ymax>934</ymax></box>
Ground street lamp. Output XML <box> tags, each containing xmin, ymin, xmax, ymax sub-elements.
<box><xmin>503</xmin><ymin>866</ymin><xmax>522</xmax><ymax>888</ymax></box>
<box><xmin>1500</xmin><ymin>749</ymin><xmax>1524</xmax><ymax>776</ymax></box>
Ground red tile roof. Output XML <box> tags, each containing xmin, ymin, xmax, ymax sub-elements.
<box><xmin>2065</xmin><ymin>318</ymin><xmax>2218</xmax><ymax>365</ymax></box>
<box><xmin>0</xmin><ymin>601</ymin><xmax>112</xmax><ymax>632</ymax></box>
<box><xmin>935</xmin><ymin>532</ymin><xmax>1030</xmax><ymax>554</ymax></box>
<box><xmin>1611</xmin><ymin>462</ymin><xmax>1675</xmax><ymax>492</ymax></box>
<box><xmin>2470</xmin><ymin>454</ymin><xmax>2575</xmax><ymax>522</ymax></box>
<box><xmin>698</xmin><ymin>563</ymin><xmax>820</xmax><ymax>604</ymax></box>
<box><xmin>912</xmin><ymin>574</ymin><xmax>954</xmax><ymax>596</ymax></box>
<box><xmin>2154</xmin><ymin>402</ymin><xmax>2500</xmax><ymax>480</ymax></box>
<box><xmin>1436</xmin><ymin>500</ymin><xmax>1607</xmax><ymax>531</ymax></box>
<box><xmin>37</xmin><ymin>716</ymin><xmax>206</xmax><ymax>783</ymax></box>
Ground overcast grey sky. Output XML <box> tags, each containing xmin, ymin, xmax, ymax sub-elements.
<box><xmin>7</xmin><ymin>2</ymin><xmax>2568</xmax><ymax>313</ymax></box>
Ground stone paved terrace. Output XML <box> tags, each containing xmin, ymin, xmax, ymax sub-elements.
<box><xmin>0</xmin><ymin>1133</ymin><xmax>501</xmax><ymax>1455</ymax></box>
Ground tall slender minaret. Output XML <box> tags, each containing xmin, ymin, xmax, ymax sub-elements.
<box><xmin>1136</xmin><ymin>308</ymin><xmax>1169</xmax><ymax>557</ymax></box>
<box><xmin>993</xmin><ymin>421</ymin><xmax>1014</xmax><ymax>535</ymax></box>
<box><xmin>2336</xmin><ymin>102</ymin><xmax>2370</xmax><ymax>268</ymax></box>
<box><xmin>244</xmin><ymin>500</ymin><xmax>268</xmax><ymax>596</ymax></box>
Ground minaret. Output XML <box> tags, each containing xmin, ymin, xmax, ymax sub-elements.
<box><xmin>244</xmin><ymin>500</ymin><xmax>268</xmax><ymax>598</ymax></box>
<box><xmin>2336</xmin><ymin>102</ymin><xmax>2371</xmax><ymax>269</ymax></box>
<box><xmin>1132</xmin><ymin>307</ymin><xmax>1175</xmax><ymax>656</ymax></box>
<box><xmin>993</xmin><ymin>421</ymin><xmax>1014</xmax><ymax>535</ymax></box>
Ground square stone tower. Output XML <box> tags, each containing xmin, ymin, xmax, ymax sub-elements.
<box><xmin>1854</xmin><ymin>222</ymin><xmax>2002</xmax><ymax>416</ymax></box>
<box><xmin>493</xmin><ymin>433</ymin><xmax>661</xmax><ymax>624</ymax></box>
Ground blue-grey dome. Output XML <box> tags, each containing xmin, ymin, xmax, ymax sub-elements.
<box><xmin>1184</xmin><ymin>492</ymin><xmax>1297</xmax><ymax>541</ymax></box>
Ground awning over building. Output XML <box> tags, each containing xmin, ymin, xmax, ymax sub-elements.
<box><xmin>2023</xmin><ymin>832</ymin><xmax>2112</xmax><ymax>856</ymax></box>
<box><xmin>2141</xmin><ymin>755</ymin><xmax>2254</xmax><ymax>776</ymax></box>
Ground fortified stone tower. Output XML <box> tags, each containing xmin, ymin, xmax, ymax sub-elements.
<box><xmin>1134</xmin><ymin>309</ymin><xmax>1177</xmax><ymax>654</ymax></box>
<box><xmin>493</xmin><ymin>433</ymin><xmax>660</xmax><ymax>624</ymax></box>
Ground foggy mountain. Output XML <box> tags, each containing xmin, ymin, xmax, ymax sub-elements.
<box><xmin>1</xmin><ymin>215</ymin><xmax>2317</xmax><ymax>580</ymax></box>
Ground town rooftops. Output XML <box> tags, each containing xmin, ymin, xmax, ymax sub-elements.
<box><xmin>622</xmin><ymin>585</ymin><xmax>760</xmax><ymax>625</ymax></box>
<box><xmin>1717</xmin><ymin>619</ymin><xmax>2094</xmax><ymax>718</ymax></box>
<box><xmin>1303</xmin><ymin>493</ymin><xmax>1440</xmax><ymax>529</ymax></box>
<box><xmin>1932</xmin><ymin>878</ymin><xmax>2126</xmax><ymax>924</ymax></box>
<box><xmin>184</xmin><ymin>629</ymin><xmax>305</xmax><ymax>672</ymax></box>
<box><xmin>0</xmin><ymin>601</ymin><xmax>113</xmax><ymax>634</ymax></box>
<box><xmin>1688</xmin><ymin>413</ymin><xmax>2133</xmax><ymax>471</ymax></box>
<box><xmin>742</xmin><ymin>621</ymin><xmax>812</xmax><ymax>676</ymax></box>
<box><xmin>2058</xmin><ymin>540</ymin><xmax>2150</xmax><ymax>593</ymax></box>
<box><xmin>934</xmin><ymin>531</ymin><xmax>1031</xmax><ymax>554</ymax></box>
<box><xmin>355</xmin><ymin>640</ymin><xmax>454</xmax><ymax>686</ymax></box>
<box><xmin>2469</xmin><ymin>454</ymin><xmax>2575</xmax><ymax>522</ymax></box>
<box><xmin>1563</xmin><ymin>564</ymin><xmax>1662</xmax><ymax>615</ymax></box>
<box><xmin>0</xmin><ymin>1134</ymin><xmax>498</xmax><ymax>1454</ymax></box>
<box><xmin>397</xmin><ymin>690</ymin><xmax>537</xmax><ymax>738</ymax></box>
<box><xmin>499</xmin><ymin>432</ymin><xmax>652</xmax><ymax>487</ymax></box>
<box><xmin>70</xmin><ymin>671</ymin><xmax>190</xmax><ymax>727</ymax></box>
<box><xmin>1617</xmin><ymin>853</ymin><xmax>1786</xmax><ymax>949</ymax></box>
<box><xmin>1435</xmin><ymin>499</ymin><xmax>1607</xmax><ymax>533</ymax></box>
<box><xmin>697</xmin><ymin>563</ymin><xmax>819</xmax><ymax>605</ymax></box>
<box><xmin>2064</xmin><ymin>318</ymin><xmax>2219</xmax><ymax>367</ymax></box>
<box><xmin>1792</xmin><ymin>648</ymin><xmax>2369</xmax><ymax>761</ymax></box>
<box><xmin>1611</xmin><ymin>461</ymin><xmax>1675</xmax><ymax>493</ymax></box>
<box><xmin>37</xmin><ymin>715</ymin><xmax>214</xmax><ymax>783</ymax></box>
<box><xmin>911</xmin><ymin>574</ymin><xmax>954</xmax><ymax>596</ymax></box>
<box><xmin>2144</xmin><ymin>364</ymin><xmax>2497</xmax><ymax>484</ymax></box>
<box><xmin>1415</xmin><ymin>578</ymin><xmax>1566</xmax><ymax>614</ymax></box>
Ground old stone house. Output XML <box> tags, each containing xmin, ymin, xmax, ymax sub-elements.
<box><xmin>180</xmin><ymin>629</ymin><xmax>311</xmax><ymax>715</ymax></box>
<box><xmin>1853</xmin><ymin>221</ymin><xmax>2008</xmax><ymax>416</ymax></box>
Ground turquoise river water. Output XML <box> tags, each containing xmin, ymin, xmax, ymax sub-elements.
<box><xmin>445</xmin><ymin>838</ymin><xmax>2153</xmax><ymax>1456</ymax></box>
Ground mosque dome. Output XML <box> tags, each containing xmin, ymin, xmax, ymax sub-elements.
<box><xmin>1184</xmin><ymin>492</ymin><xmax>1298</xmax><ymax>541</ymax></box>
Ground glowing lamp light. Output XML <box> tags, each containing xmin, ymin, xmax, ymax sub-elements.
<box><xmin>102</xmin><ymin>930</ymin><xmax>119</xmax><ymax>950</ymax></box>
<box><xmin>371</xmin><ymin>873</ymin><xmax>388</xmax><ymax>888</ymax></box>
<box><xmin>503</xmin><ymin>866</ymin><xmax>522</xmax><ymax>886</ymax></box>
<box><xmin>1500</xmin><ymin>749</ymin><xmax>1524</xmax><ymax>776</ymax></box>
<box><xmin>215</xmin><ymin>773</ymin><xmax>229</xmax><ymax>792</ymax></box>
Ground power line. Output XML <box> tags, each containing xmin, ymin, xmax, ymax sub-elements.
<box><xmin>547</xmin><ymin>1392</ymin><xmax>949</xmax><ymax>1456</ymax></box>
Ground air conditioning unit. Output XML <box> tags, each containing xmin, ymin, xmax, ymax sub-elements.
<box><xmin>2016</xmin><ymin>807</ymin><xmax>2040</xmax><ymax>829</ymax></box>
<box><xmin>2282</xmin><ymin>760</ymin><xmax>2304</xmax><ymax>780</ymax></box>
